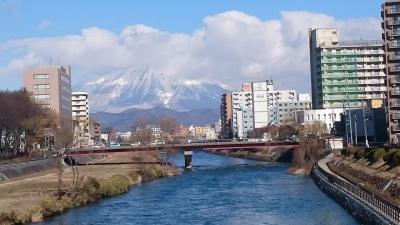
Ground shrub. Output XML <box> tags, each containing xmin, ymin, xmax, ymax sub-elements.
<box><xmin>40</xmin><ymin>197</ymin><xmax>65</xmax><ymax>217</ymax></box>
<box><xmin>345</xmin><ymin>147</ymin><xmax>360</xmax><ymax>156</ymax></box>
<box><xmin>391</xmin><ymin>151</ymin><xmax>400</xmax><ymax>167</ymax></box>
<box><xmin>354</xmin><ymin>148</ymin><xmax>366</xmax><ymax>160</ymax></box>
<box><xmin>80</xmin><ymin>177</ymin><xmax>101</xmax><ymax>202</ymax></box>
<box><xmin>371</xmin><ymin>148</ymin><xmax>386</xmax><ymax>163</ymax></box>
<box><xmin>99</xmin><ymin>175</ymin><xmax>130</xmax><ymax>197</ymax></box>
<box><xmin>0</xmin><ymin>209</ymin><xmax>33</xmax><ymax>225</ymax></box>
<box><xmin>383</xmin><ymin>149</ymin><xmax>399</xmax><ymax>162</ymax></box>
<box><xmin>128</xmin><ymin>172</ymin><xmax>141</xmax><ymax>184</ymax></box>
<box><xmin>139</xmin><ymin>165</ymin><xmax>167</xmax><ymax>182</ymax></box>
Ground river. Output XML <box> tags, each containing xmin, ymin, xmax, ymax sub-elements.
<box><xmin>35</xmin><ymin>152</ymin><xmax>358</xmax><ymax>225</ymax></box>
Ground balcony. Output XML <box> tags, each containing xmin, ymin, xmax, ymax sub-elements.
<box><xmin>386</xmin><ymin>7</ymin><xmax>400</xmax><ymax>15</ymax></box>
<box><xmin>389</xmin><ymin>54</ymin><xmax>400</xmax><ymax>61</ymax></box>
<box><xmin>391</xmin><ymin>100</ymin><xmax>400</xmax><ymax>108</ymax></box>
<box><xmin>392</xmin><ymin>124</ymin><xmax>400</xmax><ymax>132</ymax></box>
<box><xmin>391</xmin><ymin>113</ymin><xmax>400</xmax><ymax>120</ymax></box>
<box><xmin>387</xmin><ymin>19</ymin><xmax>400</xmax><ymax>26</ymax></box>
<box><xmin>391</xmin><ymin>89</ymin><xmax>400</xmax><ymax>95</ymax></box>
<box><xmin>388</xmin><ymin>42</ymin><xmax>400</xmax><ymax>49</ymax></box>
<box><xmin>388</xmin><ymin>30</ymin><xmax>400</xmax><ymax>37</ymax></box>
<box><xmin>391</xmin><ymin>77</ymin><xmax>400</xmax><ymax>84</ymax></box>
<box><xmin>389</xmin><ymin>65</ymin><xmax>400</xmax><ymax>72</ymax></box>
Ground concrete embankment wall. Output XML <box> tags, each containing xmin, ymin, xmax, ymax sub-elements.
<box><xmin>0</xmin><ymin>158</ymin><xmax>57</xmax><ymax>181</ymax></box>
<box><xmin>311</xmin><ymin>161</ymin><xmax>398</xmax><ymax>225</ymax></box>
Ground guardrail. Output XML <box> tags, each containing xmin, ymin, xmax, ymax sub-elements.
<box><xmin>314</xmin><ymin>163</ymin><xmax>400</xmax><ymax>224</ymax></box>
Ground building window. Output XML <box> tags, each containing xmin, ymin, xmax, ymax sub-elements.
<box><xmin>33</xmin><ymin>84</ymin><xmax>50</xmax><ymax>89</ymax></box>
<box><xmin>33</xmin><ymin>74</ymin><xmax>49</xmax><ymax>79</ymax></box>
<box><xmin>34</xmin><ymin>94</ymin><xmax>50</xmax><ymax>99</ymax></box>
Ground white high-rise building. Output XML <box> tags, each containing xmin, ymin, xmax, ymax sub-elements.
<box><xmin>252</xmin><ymin>81</ymin><xmax>273</xmax><ymax>128</ymax></box>
<box><xmin>72</xmin><ymin>92</ymin><xmax>90</xmax><ymax>146</ymax></box>
<box><xmin>232</xmin><ymin>87</ymin><xmax>253</xmax><ymax>138</ymax></box>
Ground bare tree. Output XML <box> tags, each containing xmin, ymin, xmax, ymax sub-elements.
<box><xmin>0</xmin><ymin>89</ymin><xmax>56</xmax><ymax>159</ymax></box>
<box><xmin>159</xmin><ymin>117</ymin><xmax>177</xmax><ymax>134</ymax></box>
<box><xmin>294</xmin><ymin>121</ymin><xmax>329</xmax><ymax>167</ymax></box>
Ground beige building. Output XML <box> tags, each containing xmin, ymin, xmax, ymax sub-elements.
<box><xmin>23</xmin><ymin>65</ymin><xmax>72</xmax><ymax>128</ymax></box>
<box><xmin>72</xmin><ymin>92</ymin><xmax>90</xmax><ymax>146</ymax></box>
<box><xmin>220</xmin><ymin>93</ymin><xmax>233</xmax><ymax>139</ymax></box>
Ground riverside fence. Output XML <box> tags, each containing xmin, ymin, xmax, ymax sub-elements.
<box><xmin>314</xmin><ymin>163</ymin><xmax>400</xmax><ymax>225</ymax></box>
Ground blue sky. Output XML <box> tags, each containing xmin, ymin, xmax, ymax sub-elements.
<box><xmin>1</xmin><ymin>0</ymin><xmax>382</xmax><ymax>42</ymax></box>
<box><xmin>0</xmin><ymin>0</ymin><xmax>384</xmax><ymax>91</ymax></box>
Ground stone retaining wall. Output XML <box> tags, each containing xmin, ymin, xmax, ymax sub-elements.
<box><xmin>311</xmin><ymin>162</ymin><xmax>395</xmax><ymax>225</ymax></box>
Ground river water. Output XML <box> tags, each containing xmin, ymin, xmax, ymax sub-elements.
<box><xmin>35</xmin><ymin>152</ymin><xmax>358</xmax><ymax>225</ymax></box>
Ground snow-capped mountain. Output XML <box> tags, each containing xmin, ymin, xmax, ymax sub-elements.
<box><xmin>75</xmin><ymin>68</ymin><xmax>229</xmax><ymax>113</ymax></box>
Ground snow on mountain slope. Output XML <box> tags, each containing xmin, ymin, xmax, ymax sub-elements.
<box><xmin>76</xmin><ymin>67</ymin><xmax>228</xmax><ymax>113</ymax></box>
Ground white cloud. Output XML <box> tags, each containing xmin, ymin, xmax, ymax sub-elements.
<box><xmin>0</xmin><ymin>10</ymin><xmax>381</xmax><ymax>92</ymax></box>
<box><xmin>37</xmin><ymin>20</ymin><xmax>51</xmax><ymax>30</ymax></box>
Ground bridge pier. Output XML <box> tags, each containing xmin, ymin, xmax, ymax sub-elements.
<box><xmin>183</xmin><ymin>150</ymin><xmax>193</xmax><ymax>169</ymax></box>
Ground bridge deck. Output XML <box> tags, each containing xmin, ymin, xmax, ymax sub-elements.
<box><xmin>67</xmin><ymin>141</ymin><xmax>298</xmax><ymax>155</ymax></box>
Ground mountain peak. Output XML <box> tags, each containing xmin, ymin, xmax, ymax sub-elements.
<box><xmin>75</xmin><ymin>67</ymin><xmax>228</xmax><ymax>113</ymax></box>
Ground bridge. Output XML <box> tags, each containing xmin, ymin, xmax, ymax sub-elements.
<box><xmin>67</xmin><ymin>140</ymin><xmax>299</xmax><ymax>169</ymax></box>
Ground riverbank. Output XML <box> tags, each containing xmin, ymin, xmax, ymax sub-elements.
<box><xmin>312</xmin><ymin>154</ymin><xmax>398</xmax><ymax>225</ymax></box>
<box><xmin>327</xmin><ymin>154</ymin><xmax>400</xmax><ymax>206</ymax></box>
<box><xmin>206</xmin><ymin>146</ymin><xmax>313</xmax><ymax>175</ymax></box>
<box><xmin>208</xmin><ymin>146</ymin><xmax>294</xmax><ymax>162</ymax></box>
<box><xmin>0</xmin><ymin>152</ymin><xmax>180</xmax><ymax>225</ymax></box>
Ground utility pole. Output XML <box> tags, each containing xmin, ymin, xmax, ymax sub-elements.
<box><xmin>362</xmin><ymin>101</ymin><xmax>370</xmax><ymax>148</ymax></box>
<box><xmin>343</xmin><ymin>102</ymin><xmax>350</xmax><ymax>145</ymax></box>
<box><xmin>354</xmin><ymin>115</ymin><xmax>358</xmax><ymax>147</ymax></box>
<box><xmin>347</xmin><ymin>94</ymin><xmax>353</xmax><ymax>146</ymax></box>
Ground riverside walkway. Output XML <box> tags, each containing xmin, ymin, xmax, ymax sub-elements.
<box><xmin>313</xmin><ymin>154</ymin><xmax>400</xmax><ymax>225</ymax></box>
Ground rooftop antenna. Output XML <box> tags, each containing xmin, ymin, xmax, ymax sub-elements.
<box><xmin>57</xmin><ymin>56</ymin><xmax>60</xmax><ymax>66</ymax></box>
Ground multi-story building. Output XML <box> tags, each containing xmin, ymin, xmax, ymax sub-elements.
<box><xmin>232</xmin><ymin>89</ymin><xmax>253</xmax><ymax>138</ymax></box>
<box><xmin>220</xmin><ymin>93</ymin><xmax>233</xmax><ymax>138</ymax></box>
<box><xmin>191</xmin><ymin>125</ymin><xmax>213</xmax><ymax>139</ymax></box>
<box><xmin>147</xmin><ymin>125</ymin><xmax>162</xmax><ymax>138</ymax></box>
<box><xmin>268</xmin><ymin>94</ymin><xmax>312</xmax><ymax>126</ymax></box>
<box><xmin>296</xmin><ymin>108</ymin><xmax>344</xmax><ymax>132</ymax></box>
<box><xmin>382</xmin><ymin>0</ymin><xmax>400</xmax><ymax>143</ymax></box>
<box><xmin>72</xmin><ymin>92</ymin><xmax>90</xmax><ymax>146</ymax></box>
<box><xmin>309</xmin><ymin>28</ymin><xmax>386</xmax><ymax>109</ymax></box>
<box><xmin>23</xmin><ymin>65</ymin><xmax>72</xmax><ymax>129</ymax></box>
<box><xmin>252</xmin><ymin>80</ymin><xmax>274</xmax><ymax>128</ymax></box>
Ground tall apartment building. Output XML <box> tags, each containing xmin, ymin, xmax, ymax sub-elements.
<box><xmin>23</xmin><ymin>65</ymin><xmax>72</xmax><ymax>129</ymax></box>
<box><xmin>382</xmin><ymin>0</ymin><xmax>400</xmax><ymax>143</ymax></box>
<box><xmin>309</xmin><ymin>28</ymin><xmax>386</xmax><ymax>109</ymax></box>
<box><xmin>220</xmin><ymin>93</ymin><xmax>233</xmax><ymax>138</ymax></box>
<box><xmin>232</xmin><ymin>89</ymin><xmax>253</xmax><ymax>138</ymax></box>
<box><xmin>72</xmin><ymin>92</ymin><xmax>90</xmax><ymax>146</ymax></box>
<box><xmin>252</xmin><ymin>80</ymin><xmax>274</xmax><ymax>128</ymax></box>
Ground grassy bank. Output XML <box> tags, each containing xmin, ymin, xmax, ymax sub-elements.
<box><xmin>0</xmin><ymin>153</ymin><xmax>179</xmax><ymax>225</ymax></box>
<box><xmin>327</xmin><ymin>147</ymin><xmax>400</xmax><ymax>205</ymax></box>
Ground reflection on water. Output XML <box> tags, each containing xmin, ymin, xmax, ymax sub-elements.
<box><xmin>34</xmin><ymin>152</ymin><xmax>358</xmax><ymax>225</ymax></box>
